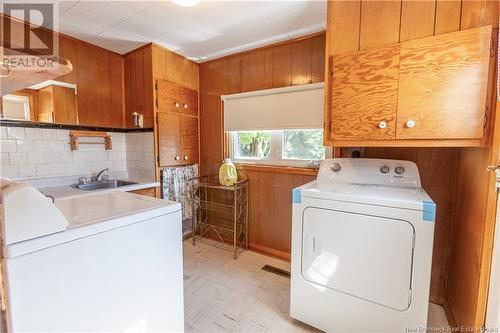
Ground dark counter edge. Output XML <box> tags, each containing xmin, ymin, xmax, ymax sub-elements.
<box><xmin>0</xmin><ymin>120</ymin><xmax>153</xmax><ymax>133</ymax></box>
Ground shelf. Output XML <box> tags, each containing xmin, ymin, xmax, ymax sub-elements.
<box><xmin>70</xmin><ymin>130</ymin><xmax>112</xmax><ymax>150</ymax></box>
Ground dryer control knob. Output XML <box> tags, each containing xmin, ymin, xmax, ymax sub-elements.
<box><xmin>380</xmin><ymin>165</ymin><xmax>390</xmax><ymax>174</ymax></box>
<box><xmin>331</xmin><ymin>163</ymin><xmax>341</xmax><ymax>173</ymax></box>
<box><xmin>395</xmin><ymin>166</ymin><xmax>405</xmax><ymax>175</ymax></box>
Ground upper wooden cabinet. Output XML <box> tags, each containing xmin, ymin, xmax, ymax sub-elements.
<box><xmin>331</xmin><ymin>44</ymin><xmax>399</xmax><ymax>140</ymax></box>
<box><xmin>124</xmin><ymin>43</ymin><xmax>199</xmax><ymax>129</ymax></box>
<box><xmin>157</xmin><ymin>80</ymin><xmax>198</xmax><ymax>117</ymax></box>
<box><xmin>326</xmin><ymin>25</ymin><xmax>494</xmax><ymax>146</ymax></box>
<box><xmin>397</xmin><ymin>27</ymin><xmax>492</xmax><ymax>140</ymax></box>
<box><xmin>156</xmin><ymin>79</ymin><xmax>199</xmax><ymax>167</ymax></box>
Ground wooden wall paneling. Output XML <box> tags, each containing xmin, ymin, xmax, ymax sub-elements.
<box><xmin>331</xmin><ymin>44</ymin><xmax>400</xmax><ymax>140</ymax></box>
<box><xmin>397</xmin><ymin>26</ymin><xmax>493</xmax><ymax>140</ymax></box>
<box><xmin>57</xmin><ymin>37</ymin><xmax>77</xmax><ymax>83</ymax></box>
<box><xmin>435</xmin><ymin>0</ymin><xmax>462</xmax><ymax>34</ymax></box>
<box><xmin>109</xmin><ymin>52</ymin><xmax>125</xmax><ymax>128</ymax></box>
<box><xmin>311</xmin><ymin>34</ymin><xmax>326</xmax><ymax>83</ymax></box>
<box><xmin>199</xmin><ymin>33</ymin><xmax>326</xmax><ymax>259</ymax></box>
<box><xmin>359</xmin><ymin>0</ymin><xmax>402</xmax><ymax>50</ymax></box>
<box><xmin>271</xmin><ymin>44</ymin><xmax>292</xmax><ymax>88</ymax></box>
<box><xmin>461</xmin><ymin>0</ymin><xmax>499</xmax><ymax>30</ymax></box>
<box><xmin>240</xmin><ymin>49</ymin><xmax>272</xmax><ymax>92</ymax></box>
<box><xmin>75</xmin><ymin>43</ymin><xmax>101</xmax><ymax>126</ymax></box>
<box><xmin>199</xmin><ymin>56</ymin><xmax>240</xmax><ymax>175</ymax></box>
<box><xmin>446</xmin><ymin>148</ymin><xmax>491</xmax><ymax>327</ymax></box>
<box><xmin>135</xmin><ymin>49</ymin><xmax>146</xmax><ymax>126</ymax></box>
<box><xmin>143</xmin><ymin>45</ymin><xmax>154</xmax><ymax>128</ymax></box>
<box><xmin>291</xmin><ymin>38</ymin><xmax>313</xmax><ymax>85</ymax></box>
<box><xmin>151</xmin><ymin>45</ymin><xmax>166</xmax><ymax>82</ymax></box>
<box><xmin>98</xmin><ymin>51</ymin><xmax>113</xmax><ymax>127</ymax></box>
<box><xmin>183</xmin><ymin>58</ymin><xmax>200</xmax><ymax>91</ymax></box>
<box><xmin>400</xmin><ymin>0</ymin><xmax>437</xmax><ymax>41</ymax></box>
<box><xmin>328</xmin><ymin>0</ymin><xmax>361</xmax><ymax>55</ymax></box>
<box><xmin>365</xmin><ymin>147</ymin><xmax>459</xmax><ymax>304</ymax></box>
<box><xmin>124</xmin><ymin>53</ymin><xmax>134</xmax><ymax>128</ymax></box>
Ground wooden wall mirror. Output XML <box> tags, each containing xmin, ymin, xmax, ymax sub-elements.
<box><xmin>1</xmin><ymin>80</ymin><xmax>78</xmax><ymax>125</ymax></box>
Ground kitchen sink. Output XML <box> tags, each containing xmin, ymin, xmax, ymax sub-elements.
<box><xmin>71</xmin><ymin>180</ymin><xmax>138</xmax><ymax>191</ymax></box>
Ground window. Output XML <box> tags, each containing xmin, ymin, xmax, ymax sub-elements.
<box><xmin>2</xmin><ymin>94</ymin><xmax>31</xmax><ymax>121</ymax></box>
<box><xmin>230</xmin><ymin>129</ymin><xmax>330</xmax><ymax>167</ymax></box>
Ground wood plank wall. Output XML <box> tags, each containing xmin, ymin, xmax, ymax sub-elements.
<box><xmin>1</xmin><ymin>14</ymin><xmax>126</xmax><ymax>128</ymax></box>
<box><xmin>124</xmin><ymin>43</ymin><xmax>199</xmax><ymax>128</ymax></box>
<box><xmin>199</xmin><ymin>33</ymin><xmax>325</xmax><ymax>258</ymax></box>
<box><xmin>327</xmin><ymin>0</ymin><xmax>498</xmax><ymax>327</ymax></box>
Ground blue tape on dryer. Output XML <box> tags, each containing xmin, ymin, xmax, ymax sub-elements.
<box><xmin>422</xmin><ymin>200</ymin><xmax>436</xmax><ymax>222</ymax></box>
<box><xmin>292</xmin><ymin>188</ymin><xmax>302</xmax><ymax>204</ymax></box>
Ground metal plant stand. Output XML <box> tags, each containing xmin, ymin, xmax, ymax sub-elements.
<box><xmin>190</xmin><ymin>176</ymin><xmax>249</xmax><ymax>259</ymax></box>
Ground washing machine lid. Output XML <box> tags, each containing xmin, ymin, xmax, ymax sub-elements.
<box><xmin>301</xmin><ymin>207</ymin><xmax>415</xmax><ymax>311</ymax></box>
<box><xmin>6</xmin><ymin>192</ymin><xmax>181</xmax><ymax>257</ymax></box>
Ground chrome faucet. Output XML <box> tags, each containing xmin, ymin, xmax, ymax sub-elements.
<box><xmin>91</xmin><ymin>168</ymin><xmax>109</xmax><ymax>182</ymax></box>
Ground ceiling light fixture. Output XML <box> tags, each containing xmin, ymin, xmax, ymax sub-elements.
<box><xmin>170</xmin><ymin>0</ymin><xmax>200</xmax><ymax>7</ymax></box>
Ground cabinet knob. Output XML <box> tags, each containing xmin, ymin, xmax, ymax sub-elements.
<box><xmin>183</xmin><ymin>104</ymin><xmax>188</xmax><ymax>109</ymax></box>
<box><xmin>174</xmin><ymin>102</ymin><xmax>180</xmax><ymax>108</ymax></box>
<box><xmin>406</xmin><ymin>120</ymin><xmax>416</xmax><ymax>128</ymax></box>
<box><xmin>175</xmin><ymin>156</ymin><xmax>180</xmax><ymax>161</ymax></box>
<box><xmin>378</xmin><ymin>121</ymin><xmax>387</xmax><ymax>129</ymax></box>
<box><xmin>184</xmin><ymin>156</ymin><xmax>189</xmax><ymax>160</ymax></box>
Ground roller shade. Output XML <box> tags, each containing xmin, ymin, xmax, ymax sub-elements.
<box><xmin>222</xmin><ymin>82</ymin><xmax>324</xmax><ymax>131</ymax></box>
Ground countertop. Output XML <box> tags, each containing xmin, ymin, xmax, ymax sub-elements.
<box><xmin>38</xmin><ymin>180</ymin><xmax>160</xmax><ymax>200</ymax></box>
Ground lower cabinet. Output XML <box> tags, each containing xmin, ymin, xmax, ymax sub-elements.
<box><xmin>127</xmin><ymin>187</ymin><xmax>157</xmax><ymax>197</ymax></box>
<box><xmin>157</xmin><ymin>112</ymin><xmax>198</xmax><ymax>167</ymax></box>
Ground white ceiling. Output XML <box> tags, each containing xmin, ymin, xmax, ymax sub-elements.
<box><xmin>3</xmin><ymin>0</ymin><xmax>326</xmax><ymax>62</ymax></box>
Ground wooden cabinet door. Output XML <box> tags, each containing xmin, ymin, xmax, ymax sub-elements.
<box><xmin>180</xmin><ymin>115</ymin><xmax>198</xmax><ymax>165</ymax></box>
<box><xmin>330</xmin><ymin>44</ymin><xmax>399</xmax><ymax>140</ymax></box>
<box><xmin>182</xmin><ymin>87</ymin><xmax>198</xmax><ymax>117</ymax></box>
<box><xmin>397</xmin><ymin>26</ymin><xmax>493</xmax><ymax>140</ymax></box>
<box><xmin>157</xmin><ymin>80</ymin><xmax>182</xmax><ymax>113</ymax></box>
<box><xmin>157</xmin><ymin>112</ymin><xmax>182</xmax><ymax>166</ymax></box>
<box><xmin>157</xmin><ymin>79</ymin><xmax>198</xmax><ymax>117</ymax></box>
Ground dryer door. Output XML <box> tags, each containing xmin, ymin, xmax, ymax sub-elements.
<box><xmin>301</xmin><ymin>207</ymin><xmax>415</xmax><ymax>311</ymax></box>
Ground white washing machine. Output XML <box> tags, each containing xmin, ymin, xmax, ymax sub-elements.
<box><xmin>290</xmin><ymin>158</ymin><xmax>436</xmax><ymax>332</ymax></box>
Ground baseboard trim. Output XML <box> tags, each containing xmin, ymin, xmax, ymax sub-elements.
<box><xmin>249</xmin><ymin>243</ymin><xmax>291</xmax><ymax>261</ymax></box>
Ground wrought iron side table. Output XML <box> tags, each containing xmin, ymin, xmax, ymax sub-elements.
<box><xmin>189</xmin><ymin>176</ymin><xmax>249</xmax><ymax>259</ymax></box>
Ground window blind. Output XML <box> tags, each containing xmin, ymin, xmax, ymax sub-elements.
<box><xmin>222</xmin><ymin>82</ymin><xmax>324</xmax><ymax>131</ymax></box>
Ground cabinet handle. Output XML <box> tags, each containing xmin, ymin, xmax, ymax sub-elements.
<box><xmin>183</xmin><ymin>104</ymin><xmax>188</xmax><ymax>109</ymax></box>
<box><xmin>184</xmin><ymin>156</ymin><xmax>189</xmax><ymax>160</ymax></box>
<box><xmin>378</xmin><ymin>121</ymin><xmax>387</xmax><ymax>129</ymax></box>
<box><xmin>174</xmin><ymin>102</ymin><xmax>180</xmax><ymax>108</ymax></box>
<box><xmin>406</xmin><ymin>120</ymin><xmax>416</xmax><ymax>128</ymax></box>
<box><xmin>175</xmin><ymin>156</ymin><xmax>180</xmax><ymax>161</ymax></box>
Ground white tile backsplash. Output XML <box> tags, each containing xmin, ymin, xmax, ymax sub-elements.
<box><xmin>0</xmin><ymin>126</ymin><xmax>150</xmax><ymax>180</ymax></box>
<box><xmin>126</xmin><ymin>132</ymin><xmax>155</xmax><ymax>181</ymax></box>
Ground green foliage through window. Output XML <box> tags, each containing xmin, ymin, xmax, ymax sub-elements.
<box><xmin>283</xmin><ymin>129</ymin><xmax>325</xmax><ymax>160</ymax></box>
<box><xmin>236</xmin><ymin>131</ymin><xmax>271</xmax><ymax>158</ymax></box>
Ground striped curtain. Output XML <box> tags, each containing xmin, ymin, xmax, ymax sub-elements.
<box><xmin>161</xmin><ymin>164</ymin><xmax>198</xmax><ymax>220</ymax></box>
